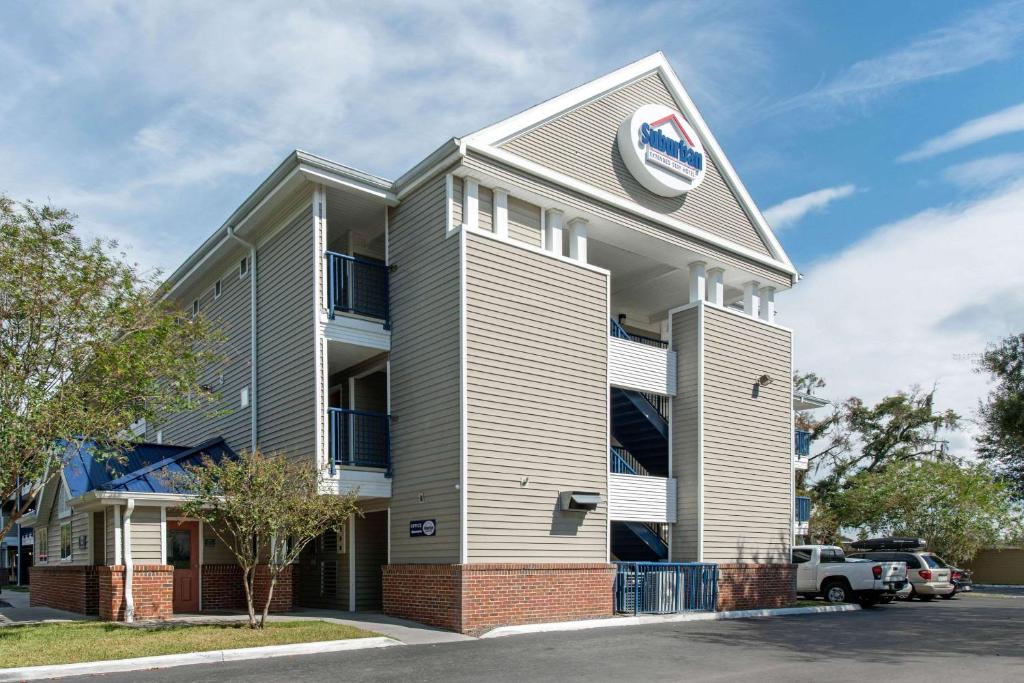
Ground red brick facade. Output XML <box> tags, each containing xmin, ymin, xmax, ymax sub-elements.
<box><xmin>716</xmin><ymin>563</ymin><xmax>796</xmax><ymax>611</ymax></box>
<box><xmin>383</xmin><ymin>563</ymin><xmax>616</xmax><ymax>635</ymax></box>
<box><xmin>98</xmin><ymin>565</ymin><xmax>174</xmax><ymax>621</ymax></box>
<box><xmin>201</xmin><ymin>564</ymin><xmax>293</xmax><ymax>613</ymax></box>
<box><xmin>29</xmin><ymin>565</ymin><xmax>99</xmax><ymax>614</ymax></box>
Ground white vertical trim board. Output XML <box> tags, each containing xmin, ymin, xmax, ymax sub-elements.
<box><xmin>458</xmin><ymin>228</ymin><xmax>469</xmax><ymax>564</ymax></box>
<box><xmin>445</xmin><ymin>173</ymin><xmax>456</xmax><ymax>236</ymax></box>
<box><xmin>198</xmin><ymin>519</ymin><xmax>204</xmax><ymax>612</ymax></box>
<box><xmin>696</xmin><ymin>302</ymin><xmax>705</xmax><ymax>562</ymax></box>
<box><xmin>113</xmin><ymin>504</ymin><xmax>122</xmax><ymax>566</ymax></box>
<box><xmin>348</xmin><ymin>514</ymin><xmax>356</xmax><ymax>611</ymax></box>
<box><xmin>160</xmin><ymin>506</ymin><xmax>167</xmax><ymax>565</ymax></box>
<box><xmin>313</xmin><ymin>186</ymin><xmax>326</xmax><ymax>469</ymax></box>
<box><xmin>605</xmin><ymin>269</ymin><xmax>612</xmax><ymax>564</ymax></box>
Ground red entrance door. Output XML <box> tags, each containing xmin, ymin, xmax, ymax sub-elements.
<box><xmin>167</xmin><ymin>521</ymin><xmax>199</xmax><ymax>613</ymax></box>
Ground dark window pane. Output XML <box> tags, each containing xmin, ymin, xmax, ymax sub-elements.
<box><xmin>167</xmin><ymin>530</ymin><xmax>191</xmax><ymax>569</ymax></box>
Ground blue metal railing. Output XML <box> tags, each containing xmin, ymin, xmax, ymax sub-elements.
<box><xmin>614</xmin><ymin>562</ymin><xmax>718</xmax><ymax>614</ymax></box>
<box><xmin>326</xmin><ymin>252</ymin><xmax>390</xmax><ymax>326</ymax></box>
<box><xmin>795</xmin><ymin>496</ymin><xmax>811</xmax><ymax>523</ymax></box>
<box><xmin>795</xmin><ymin>430</ymin><xmax>812</xmax><ymax>457</ymax></box>
<box><xmin>610</xmin><ymin>447</ymin><xmax>637</xmax><ymax>475</ymax></box>
<box><xmin>328</xmin><ymin>408</ymin><xmax>391</xmax><ymax>475</ymax></box>
<box><xmin>609</xmin><ymin>318</ymin><xmax>668</xmax><ymax>349</ymax></box>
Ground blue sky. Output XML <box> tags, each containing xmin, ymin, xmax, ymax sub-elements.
<box><xmin>2</xmin><ymin>0</ymin><xmax>1023</xmax><ymax>452</ymax></box>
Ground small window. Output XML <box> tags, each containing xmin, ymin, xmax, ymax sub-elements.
<box><xmin>240</xmin><ymin>386</ymin><xmax>249</xmax><ymax>408</ymax></box>
<box><xmin>60</xmin><ymin>522</ymin><xmax>73</xmax><ymax>561</ymax></box>
<box><xmin>899</xmin><ymin>553</ymin><xmax>922</xmax><ymax>569</ymax></box>
<box><xmin>923</xmin><ymin>554</ymin><xmax>946</xmax><ymax>569</ymax></box>
<box><xmin>239</xmin><ymin>257</ymin><xmax>249</xmax><ymax>278</ymax></box>
<box><xmin>792</xmin><ymin>549</ymin><xmax>812</xmax><ymax>564</ymax></box>
<box><xmin>156</xmin><ymin>430</ymin><xmax>163</xmax><ymax>445</ymax></box>
<box><xmin>214</xmin><ymin>280</ymin><xmax>222</xmax><ymax>299</ymax></box>
<box><xmin>57</xmin><ymin>487</ymin><xmax>71</xmax><ymax>519</ymax></box>
<box><xmin>191</xmin><ymin>299</ymin><xmax>199</xmax><ymax>318</ymax></box>
<box><xmin>820</xmin><ymin>548</ymin><xmax>846</xmax><ymax>563</ymax></box>
<box><xmin>36</xmin><ymin>527</ymin><xmax>48</xmax><ymax>563</ymax></box>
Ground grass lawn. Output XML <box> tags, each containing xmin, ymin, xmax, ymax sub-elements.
<box><xmin>0</xmin><ymin>620</ymin><xmax>379</xmax><ymax>668</ymax></box>
<box><xmin>794</xmin><ymin>599</ymin><xmax>825</xmax><ymax>607</ymax></box>
<box><xmin>1</xmin><ymin>586</ymin><xmax>28</xmax><ymax>592</ymax></box>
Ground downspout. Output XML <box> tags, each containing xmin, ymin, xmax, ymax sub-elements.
<box><xmin>227</xmin><ymin>226</ymin><xmax>258</xmax><ymax>452</ymax></box>
<box><xmin>123</xmin><ymin>498</ymin><xmax>135</xmax><ymax>623</ymax></box>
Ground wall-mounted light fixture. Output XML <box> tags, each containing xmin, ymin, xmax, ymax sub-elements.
<box><xmin>758</xmin><ymin>374</ymin><xmax>773</xmax><ymax>387</ymax></box>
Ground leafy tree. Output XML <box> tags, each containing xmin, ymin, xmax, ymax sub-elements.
<box><xmin>833</xmin><ymin>460</ymin><xmax>1021</xmax><ymax>565</ymax></box>
<box><xmin>976</xmin><ymin>333</ymin><xmax>1024</xmax><ymax>498</ymax></box>
<box><xmin>178</xmin><ymin>450</ymin><xmax>360</xmax><ymax>629</ymax></box>
<box><xmin>0</xmin><ymin>196</ymin><xmax>217</xmax><ymax>542</ymax></box>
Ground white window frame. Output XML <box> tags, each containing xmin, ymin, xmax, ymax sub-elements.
<box><xmin>214</xmin><ymin>279</ymin><xmax>222</xmax><ymax>299</ymax></box>
<box><xmin>60</xmin><ymin>521</ymin><xmax>73</xmax><ymax>562</ymax></box>
<box><xmin>240</xmin><ymin>385</ymin><xmax>250</xmax><ymax>408</ymax></box>
<box><xmin>191</xmin><ymin>299</ymin><xmax>199</xmax><ymax>318</ymax></box>
<box><xmin>36</xmin><ymin>527</ymin><xmax>48</xmax><ymax>563</ymax></box>
<box><xmin>57</xmin><ymin>486</ymin><xmax>71</xmax><ymax>519</ymax></box>
<box><xmin>239</xmin><ymin>256</ymin><xmax>250</xmax><ymax>278</ymax></box>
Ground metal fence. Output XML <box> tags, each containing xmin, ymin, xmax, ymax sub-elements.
<box><xmin>328</xmin><ymin>408</ymin><xmax>391</xmax><ymax>474</ymax></box>
<box><xmin>609</xmin><ymin>318</ymin><xmax>669</xmax><ymax>349</ymax></box>
<box><xmin>326</xmin><ymin>251</ymin><xmax>390</xmax><ymax>325</ymax></box>
<box><xmin>795</xmin><ymin>496</ymin><xmax>811</xmax><ymax>523</ymax></box>
<box><xmin>794</xmin><ymin>430</ymin><xmax>812</xmax><ymax>457</ymax></box>
<box><xmin>614</xmin><ymin>562</ymin><xmax>718</xmax><ymax>614</ymax></box>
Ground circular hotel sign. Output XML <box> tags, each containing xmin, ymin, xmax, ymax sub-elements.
<box><xmin>617</xmin><ymin>104</ymin><xmax>706</xmax><ymax>197</ymax></box>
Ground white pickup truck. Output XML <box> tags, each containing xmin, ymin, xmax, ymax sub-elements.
<box><xmin>793</xmin><ymin>545</ymin><xmax>908</xmax><ymax>606</ymax></box>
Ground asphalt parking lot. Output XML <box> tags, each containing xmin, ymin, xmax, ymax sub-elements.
<box><xmin>67</xmin><ymin>590</ymin><xmax>1024</xmax><ymax>682</ymax></box>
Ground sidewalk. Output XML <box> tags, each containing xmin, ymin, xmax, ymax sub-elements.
<box><xmin>0</xmin><ymin>589</ymin><xmax>93</xmax><ymax>626</ymax></box>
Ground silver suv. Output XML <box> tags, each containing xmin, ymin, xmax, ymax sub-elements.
<box><xmin>848</xmin><ymin>550</ymin><xmax>954</xmax><ymax>600</ymax></box>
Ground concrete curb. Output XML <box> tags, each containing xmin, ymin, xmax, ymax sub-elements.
<box><xmin>0</xmin><ymin>636</ymin><xmax>400</xmax><ymax>681</ymax></box>
<box><xmin>480</xmin><ymin>604</ymin><xmax>861</xmax><ymax>638</ymax></box>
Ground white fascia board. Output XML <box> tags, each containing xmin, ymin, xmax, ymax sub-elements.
<box><xmin>467</xmin><ymin>143</ymin><xmax>796</xmax><ymax>279</ymax></box>
<box><xmin>463</xmin><ymin>51</ymin><xmax>796</xmax><ymax>276</ymax></box>
<box><xmin>297</xmin><ymin>164</ymin><xmax>398</xmax><ymax>206</ymax></box>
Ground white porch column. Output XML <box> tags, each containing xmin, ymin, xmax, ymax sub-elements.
<box><xmin>493</xmin><ymin>187</ymin><xmax>509</xmax><ymax>239</ymax></box>
<box><xmin>568</xmin><ymin>218</ymin><xmax>589</xmax><ymax>263</ymax></box>
<box><xmin>544</xmin><ymin>208</ymin><xmax>564</xmax><ymax>255</ymax></box>
<box><xmin>758</xmin><ymin>286</ymin><xmax>776</xmax><ymax>322</ymax></box>
<box><xmin>462</xmin><ymin>176</ymin><xmax>479</xmax><ymax>231</ymax></box>
<box><xmin>743</xmin><ymin>281</ymin><xmax>761</xmax><ymax>317</ymax></box>
<box><xmin>706</xmin><ymin>267</ymin><xmax>725</xmax><ymax>306</ymax></box>
<box><xmin>688</xmin><ymin>261</ymin><xmax>707</xmax><ymax>303</ymax></box>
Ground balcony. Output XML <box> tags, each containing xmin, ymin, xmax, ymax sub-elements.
<box><xmin>794</xmin><ymin>429</ymin><xmax>811</xmax><ymax>470</ymax></box>
<box><xmin>608</xmin><ymin>319</ymin><xmax>677</xmax><ymax>396</ymax></box>
<box><xmin>326</xmin><ymin>252</ymin><xmax>390</xmax><ymax>326</ymax></box>
<box><xmin>327</xmin><ymin>408</ymin><xmax>391</xmax><ymax>474</ymax></box>
<box><xmin>795</xmin><ymin>495</ymin><xmax>811</xmax><ymax>536</ymax></box>
<box><xmin>608</xmin><ymin>449</ymin><xmax>677</xmax><ymax>524</ymax></box>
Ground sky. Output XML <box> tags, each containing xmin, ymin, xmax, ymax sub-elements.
<box><xmin>2</xmin><ymin>0</ymin><xmax>1023</xmax><ymax>455</ymax></box>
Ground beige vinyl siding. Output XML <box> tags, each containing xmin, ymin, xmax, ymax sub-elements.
<box><xmin>507</xmin><ymin>196</ymin><xmax>542</xmax><ymax>247</ymax></box>
<box><xmin>700</xmin><ymin>304</ymin><xmax>792</xmax><ymax>563</ymax></box>
<box><xmin>201</xmin><ymin>520</ymin><xmax>237</xmax><ymax>564</ymax></box>
<box><xmin>478</xmin><ymin>186</ymin><xmax>494</xmax><ymax>233</ymax></box>
<box><xmin>256</xmin><ymin>210</ymin><xmax>317</xmax><ymax>461</ymax></box>
<box><xmin>670</xmin><ymin>305</ymin><xmax>701</xmax><ymax>562</ymax></box>
<box><xmin>463</xmin><ymin>152</ymin><xmax>790</xmax><ymax>289</ymax></box>
<box><xmin>354</xmin><ymin>511</ymin><xmax>387</xmax><ymax>610</ymax></box>
<box><xmin>501</xmin><ymin>72</ymin><xmax>773</xmax><ymax>258</ymax></box>
<box><xmin>464</xmin><ymin>231</ymin><xmax>608</xmax><ymax>562</ymax></box>
<box><xmin>105</xmin><ymin>507</ymin><xmax>116</xmax><ymax>564</ymax></box>
<box><xmin>387</xmin><ymin>172</ymin><xmax>462</xmax><ymax>563</ymax></box>
<box><xmin>36</xmin><ymin>483</ymin><xmax>91</xmax><ymax>566</ymax></box>
<box><xmin>127</xmin><ymin>506</ymin><xmax>164</xmax><ymax>564</ymax></box>
<box><xmin>147</xmin><ymin>246</ymin><xmax>252</xmax><ymax>449</ymax></box>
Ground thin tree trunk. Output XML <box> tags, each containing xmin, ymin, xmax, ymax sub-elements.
<box><xmin>260</xmin><ymin>571</ymin><xmax>279</xmax><ymax>629</ymax></box>
<box><xmin>241</xmin><ymin>566</ymin><xmax>257</xmax><ymax>629</ymax></box>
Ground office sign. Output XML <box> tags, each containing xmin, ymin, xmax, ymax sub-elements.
<box><xmin>617</xmin><ymin>103</ymin><xmax>706</xmax><ymax>197</ymax></box>
<box><xmin>409</xmin><ymin>519</ymin><xmax>437</xmax><ymax>537</ymax></box>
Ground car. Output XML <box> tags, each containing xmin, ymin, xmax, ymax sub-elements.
<box><xmin>793</xmin><ymin>544</ymin><xmax>908</xmax><ymax>606</ymax></box>
<box><xmin>848</xmin><ymin>541</ymin><xmax>954</xmax><ymax>601</ymax></box>
<box><xmin>949</xmin><ymin>566</ymin><xmax>973</xmax><ymax>596</ymax></box>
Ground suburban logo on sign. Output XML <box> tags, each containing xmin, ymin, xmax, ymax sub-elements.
<box><xmin>617</xmin><ymin>103</ymin><xmax>707</xmax><ymax>197</ymax></box>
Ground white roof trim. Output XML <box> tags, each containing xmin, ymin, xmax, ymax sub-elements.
<box><xmin>463</xmin><ymin>51</ymin><xmax>796</xmax><ymax>274</ymax></box>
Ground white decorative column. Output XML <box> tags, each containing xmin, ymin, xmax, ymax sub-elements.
<box><xmin>462</xmin><ymin>176</ymin><xmax>479</xmax><ymax>231</ymax></box>
<box><xmin>544</xmin><ymin>208</ymin><xmax>564</xmax><ymax>255</ymax></box>
<box><xmin>688</xmin><ymin>261</ymin><xmax>707</xmax><ymax>303</ymax></box>
<box><xmin>493</xmin><ymin>187</ymin><xmax>509</xmax><ymax>239</ymax></box>
<box><xmin>743</xmin><ymin>281</ymin><xmax>761</xmax><ymax>317</ymax></box>
<box><xmin>758</xmin><ymin>286</ymin><xmax>776</xmax><ymax>322</ymax></box>
<box><xmin>568</xmin><ymin>218</ymin><xmax>589</xmax><ymax>263</ymax></box>
<box><xmin>706</xmin><ymin>267</ymin><xmax>724</xmax><ymax>306</ymax></box>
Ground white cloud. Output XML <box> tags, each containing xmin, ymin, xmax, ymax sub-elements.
<box><xmin>763</xmin><ymin>184</ymin><xmax>857</xmax><ymax>230</ymax></box>
<box><xmin>942</xmin><ymin>152</ymin><xmax>1024</xmax><ymax>188</ymax></box>
<box><xmin>780</xmin><ymin>179</ymin><xmax>1024</xmax><ymax>456</ymax></box>
<box><xmin>899</xmin><ymin>103</ymin><xmax>1024</xmax><ymax>162</ymax></box>
<box><xmin>778</xmin><ymin>1</ymin><xmax>1024</xmax><ymax>112</ymax></box>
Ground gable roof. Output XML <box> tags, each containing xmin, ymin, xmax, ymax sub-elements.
<box><xmin>462</xmin><ymin>52</ymin><xmax>796</xmax><ymax>278</ymax></box>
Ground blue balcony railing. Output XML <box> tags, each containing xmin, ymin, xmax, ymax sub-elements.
<box><xmin>326</xmin><ymin>251</ymin><xmax>390</xmax><ymax>326</ymax></box>
<box><xmin>795</xmin><ymin>430</ymin><xmax>812</xmax><ymax>457</ymax></box>
<box><xmin>614</xmin><ymin>562</ymin><xmax>718</xmax><ymax>614</ymax></box>
<box><xmin>609</xmin><ymin>318</ymin><xmax>668</xmax><ymax>349</ymax></box>
<box><xmin>795</xmin><ymin>496</ymin><xmax>811</xmax><ymax>523</ymax></box>
<box><xmin>328</xmin><ymin>408</ymin><xmax>391</xmax><ymax>475</ymax></box>
<box><xmin>610</xmin><ymin>447</ymin><xmax>637</xmax><ymax>475</ymax></box>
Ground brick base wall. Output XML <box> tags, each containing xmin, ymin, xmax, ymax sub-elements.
<box><xmin>383</xmin><ymin>563</ymin><xmax>615</xmax><ymax>635</ymax></box>
<box><xmin>717</xmin><ymin>563</ymin><xmax>796</xmax><ymax>611</ymax></box>
<box><xmin>29</xmin><ymin>565</ymin><xmax>99</xmax><ymax>614</ymax></box>
<box><xmin>201</xmin><ymin>564</ymin><xmax>293</xmax><ymax>613</ymax></box>
<box><xmin>98</xmin><ymin>565</ymin><xmax>173</xmax><ymax>621</ymax></box>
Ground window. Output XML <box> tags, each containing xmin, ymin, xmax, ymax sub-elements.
<box><xmin>820</xmin><ymin>548</ymin><xmax>846</xmax><ymax>563</ymax></box>
<box><xmin>57</xmin><ymin>487</ymin><xmax>71</xmax><ymax>519</ymax></box>
<box><xmin>240</xmin><ymin>385</ymin><xmax>249</xmax><ymax>408</ymax></box>
<box><xmin>214</xmin><ymin>280</ymin><xmax>222</xmax><ymax>299</ymax></box>
<box><xmin>156</xmin><ymin>430</ymin><xmax>163</xmax><ymax>445</ymax></box>
<box><xmin>898</xmin><ymin>553</ymin><xmax>922</xmax><ymax>569</ymax></box>
<box><xmin>239</xmin><ymin>257</ymin><xmax>249</xmax><ymax>278</ymax></box>
<box><xmin>792</xmin><ymin>549</ymin><xmax>812</xmax><ymax>564</ymax></box>
<box><xmin>191</xmin><ymin>299</ymin><xmax>199</xmax><ymax>318</ymax></box>
<box><xmin>923</xmin><ymin>554</ymin><xmax>947</xmax><ymax>569</ymax></box>
<box><xmin>60</xmin><ymin>522</ymin><xmax>73</xmax><ymax>561</ymax></box>
<box><xmin>36</xmin><ymin>527</ymin><xmax>48</xmax><ymax>563</ymax></box>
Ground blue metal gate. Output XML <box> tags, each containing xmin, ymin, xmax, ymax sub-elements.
<box><xmin>614</xmin><ymin>562</ymin><xmax>718</xmax><ymax>614</ymax></box>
